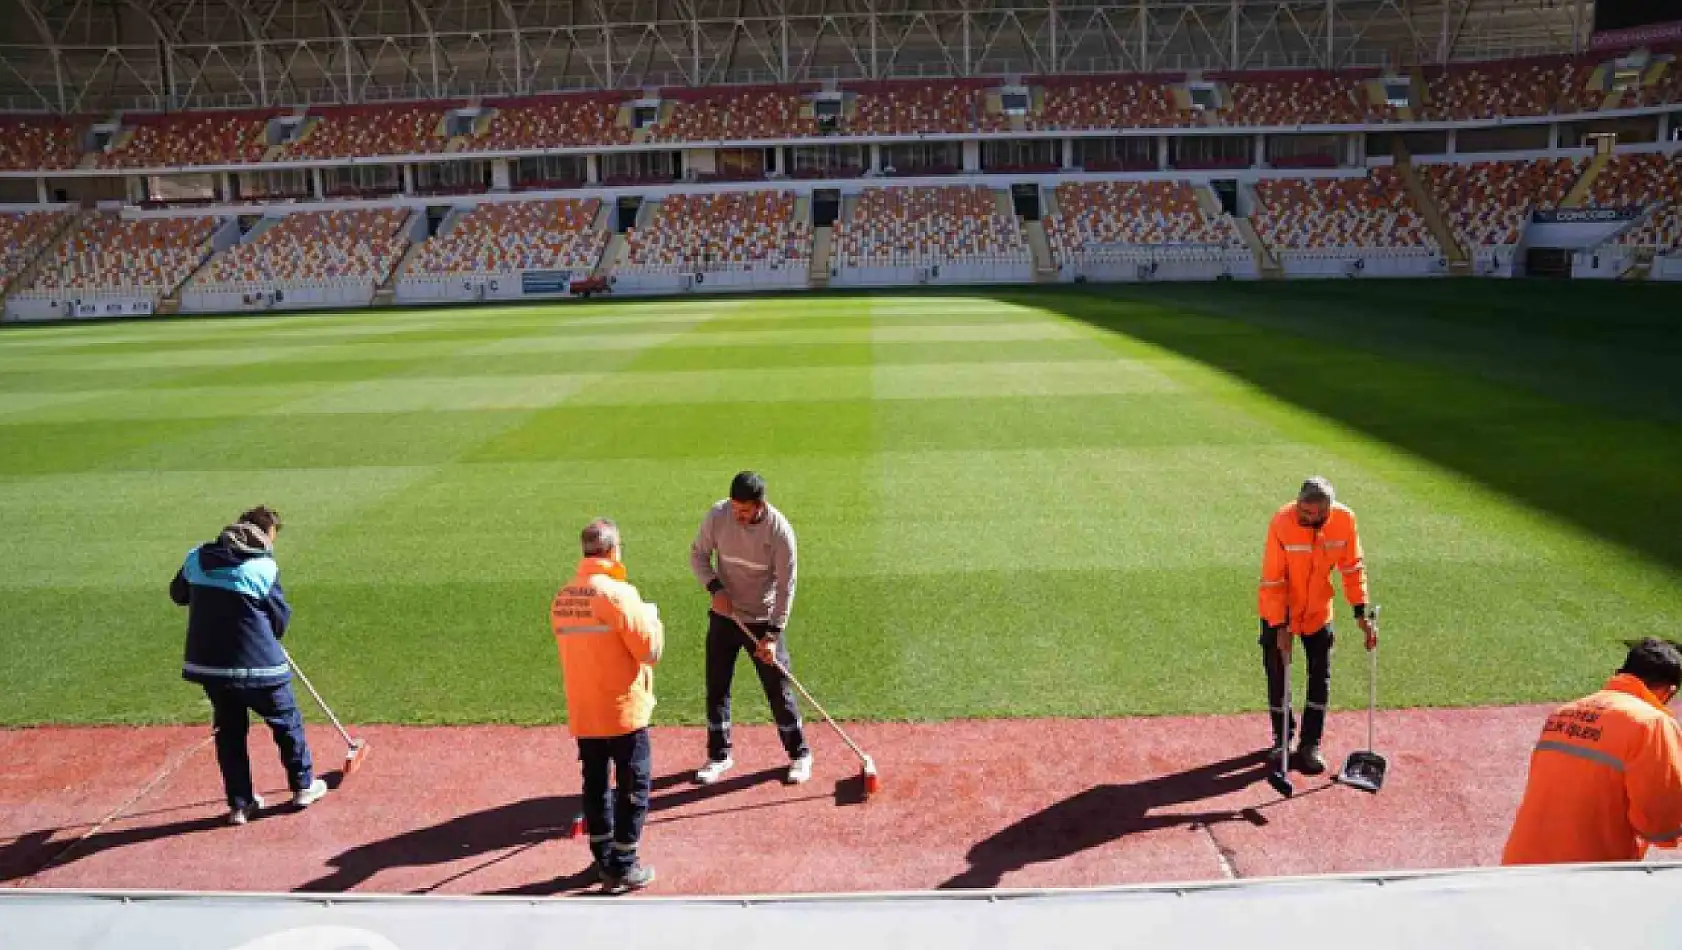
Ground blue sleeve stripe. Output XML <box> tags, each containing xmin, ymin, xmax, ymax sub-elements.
<box><xmin>182</xmin><ymin>552</ymin><xmax>278</xmax><ymax>599</ymax></box>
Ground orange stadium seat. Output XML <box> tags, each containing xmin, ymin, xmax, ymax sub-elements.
<box><xmin>623</xmin><ymin>191</ymin><xmax>810</xmax><ymax>272</ymax></box>
<box><xmin>1250</xmin><ymin>171</ymin><xmax>1437</xmax><ymax>250</ymax></box>
<box><xmin>1421</xmin><ymin>157</ymin><xmax>1584</xmax><ymax>247</ymax></box>
<box><xmin>1041</xmin><ymin>180</ymin><xmax>1243</xmax><ymax>265</ymax></box>
<box><xmin>408</xmin><ymin>198</ymin><xmax>608</xmax><ymax>274</ymax></box>
<box><xmin>203</xmin><ymin>208</ymin><xmax>409</xmax><ymax>284</ymax></box>
<box><xmin>832</xmin><ymin>185</ymin><xmax>1027</xmax><ymax>267</ymax></box>
<box><xmin>28</xmin><ymin>215</ymin><xmax>217</xmax><ymax>296</ymax></box>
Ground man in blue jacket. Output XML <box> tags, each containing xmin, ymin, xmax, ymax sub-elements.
<box><xmin>170</xmin><ymin>506</ymin><xmax>326</xmax><ymax>825</ymax></box>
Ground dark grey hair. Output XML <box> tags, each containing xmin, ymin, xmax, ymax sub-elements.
<box><xmin>1298</xmin><ymin>476</ymin><xmax>1336</xmax><ymax>505</ymax></box>
<box><xmin>581</xmin><ymin>518</ymin><xmax>619</xmax><ymax>557</ymax></box>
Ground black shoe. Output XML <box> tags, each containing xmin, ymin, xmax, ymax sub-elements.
<box><xmin>1292</xmin><ymin>745</ymin><xmax>1326</xmax><ymax>775</ymax></box>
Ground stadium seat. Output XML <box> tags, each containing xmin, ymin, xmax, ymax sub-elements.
<box><xmin>650</xmin><ymin>88</ymin><xmax>818</xmax><ymax>142</ymax></box>
<box><xmin>202</xmin><ymin>208</ymin><xmax>410</xmax><ymax>285</ymax></box>
<box><xmin>101</xmin><ymin>111</ymin><xmax>275</xmax><ymax>168</ymax></box>
<box><xmin>832</xmin><ymin>185</ymin><xmax>1028</xmax><ymax>267</ymax></box>
<box><xmin>284</xmin><ymin>105</ymin><xmax>449</xmax><ymax>160</ymax></box>
<box><xmin>1250</xmin><ymin>171</ymin><xmax>1437</xmax><ymax>251</ymax></box>
<box><xmin>622</xmin><ymin>191</ymin><xmax>810</xmax><ymax>272</ymax></box>
<box><xmin>1220</xmin><ymin>73</ymin><xmax>1371</xmax><ymax>126</ymax></box>
<box><xmin>1041</xmin><ymin>181</ymin><xmax>1244</xmax><ymax>265</ymax></box>
<box><xmin>473</xmin><ymin>95</ymin><xmax>632</xmax><ymax>151</ymax></box>
<box><xmin>408</xmin><ymin>198</ymin><xmax>608</xmax><ymax>274</ymax></box>
<box><xmin>1596</xmin><ymin>153</ymin><xmax>1682</xmax><ymax>254</ymax></box>
<box><xmin>28</xmin><ymin>214</ymin><xmax>218</xmax><ymax>296</ymax></box>
<box><xmin>1420</xmin><ymin>157</ymin><xmax>1584</xmax><ymax>247</ymax></box>
<box><xmin>0</xmin><ymin>210</ymin><xmax>73</xmax><ymax>288</ymax></box>
<box><xmin>0</xmin><ymin>116</ymin><xmax>84</xmax><ymax>170</ymax></box>
<box><xmin>1032</xmin><ymin>77</ymin><xmax>1195</xmax><ymax>131</ymax></box>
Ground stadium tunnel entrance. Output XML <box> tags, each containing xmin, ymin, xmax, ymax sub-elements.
<box><xmin>813</xmin><ymin>189</ymin><xmax>841</xmax><ymax>227</ymax></box>
<box><xmin>1011</xmin><ymin>183</ymin><xmax>1041</xmax><ymax>221</ymax></box>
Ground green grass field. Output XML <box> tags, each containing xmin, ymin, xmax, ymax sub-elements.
<box><xmin>2</xmin><ymin>280</ymin><xmax>1680</xmax><ymax>728</ymax></box>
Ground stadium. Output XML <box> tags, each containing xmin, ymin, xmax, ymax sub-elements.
<box><xmin>1</xmin><ymin>0</ymin><xmax>1682</xmax><ymax>944</ymax></box>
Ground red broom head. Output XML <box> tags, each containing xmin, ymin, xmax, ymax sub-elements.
<box><xmin>343</xmin><ymin>740</ymin><xmax>370</xmax><ymax>776</ymax></box>
<box><xmin>569</xmin><ymin>813</ymin><xmax>586</xmax><ymax>838</ymax></box>
<box><xmin>862</xmin><ymin>756</ymin><xmax>880</xmax><ymax>798</ymax></box>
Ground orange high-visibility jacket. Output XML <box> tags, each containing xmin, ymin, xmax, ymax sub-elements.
<box><xmin>551</xmin><ymin>556</ymin><xmax>665</xmax><ymax>739</ymax></box>
<box><xmin>1257</xmin><ymin>501</ymin><xmax>1369</xmax><ymax>635</ymax></box>
<box><xmin>1502</xmin><ymin>674</ymin><xmax>1682</xmax><ymax>866</ymax></box>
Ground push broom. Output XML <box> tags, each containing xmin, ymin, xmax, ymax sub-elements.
<box><xmin>281</xmin><ymin>644</ymin><xmax>371</xmax><ymax>777</ymax></box>
<box><xmin>730</xmin><ymin>615</ymin><xmax>880</xmax><ymax>799</ymax></box>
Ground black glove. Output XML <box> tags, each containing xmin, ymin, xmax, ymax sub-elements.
<box><xmin>706</xmin><ymin>578</ymin><xmax>724</xmax><ymax>594</ymax></box>
<box><xmin>1260</xmin><ymin>618</ymin><xmax>1285</xmax><ymax>638</ymax></box>
<box><xmin>1353</xmin><ymin>603</ymin><xmax>1367</xmax><ymax>620</ymax></box>
<box><xmin>766</xmin><ymin>624</ymin><xmax>783</xmax><ymax>637</ymax></box>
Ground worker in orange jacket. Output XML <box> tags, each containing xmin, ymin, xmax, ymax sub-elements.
<box><xmin>1257</xmin><ymin>476</ymin><xmax>1377</xmax><ymax>774</ymax></box>
<box><xmin>551</xmin><ymin>518</ymin><xmax>664</xmax><ymax>894</ymax></box>
<box><xmin>1502</xmin><ymin>637</ymin><xmax>1682</xmax><ymax>866</ymax></box>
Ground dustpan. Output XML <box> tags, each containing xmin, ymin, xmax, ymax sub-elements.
<box><xmin>1338</xmin><ymin>610</ymin><xmax>1388</xmax><ymax>794</ymax></box>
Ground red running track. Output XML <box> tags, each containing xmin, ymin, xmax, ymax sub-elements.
<box><xmin>0</xmin><ymin>706</ymin><xmax>1549</xmax><ymax>897</ymax></box>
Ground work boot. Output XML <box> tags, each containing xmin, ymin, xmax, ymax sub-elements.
<box><xmin>292</xmin><ymin>778</ymin><xmax>328</xmax><ymax>807</ymax></box>
<box><xmin>603</xmin><ymin>863</ymin><xmax>656</xmax><ymax>894</ymax></box>
<box><xmin>1292</xmin><ymin>745</ymin><xmax>1326</xmax><ymax>775</ymax></box>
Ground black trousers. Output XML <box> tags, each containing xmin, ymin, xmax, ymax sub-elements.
<box><xmin>705</xmin><ymin>610</ymin><xmax>809</xmax><ymax>762</ymax></box>
<box><xmin>577</xmin><ymin>727</ymin><xmax>652</xmax><ymax>875</ymax></box>
<box><xmin>1260</xmin><ymin>623</ymin><xmax>1335</xmax><ymax>749</ymax></box>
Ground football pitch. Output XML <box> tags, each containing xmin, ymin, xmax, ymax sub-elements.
<box><xmin>1</xmin><ymin>280</ymin><xmax>1679</xmax><ymax>728</ymax></box>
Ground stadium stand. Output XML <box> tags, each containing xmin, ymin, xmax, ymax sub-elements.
<box><xmin>1041</xmin><ymin>180</ymin><xmax>1244</xmax><ymax>265</ymax></box>
<box><xmin>0</xmin><ymin>209</ymin><xmax>72</xmax><ymax>288</ymax></box>
<box><xmin>1596</xmin><ymin>153</ymin><xmax>1682</xmax><ymax>253</ymax></box>
<box><xmin>286</xmin><ymin>105</ymin><xmax>449</xmax><ymax>160</ymax></box>
<box><xmin>471</xmin><ymin>95</ymin><xmax>633</xmax><ymax>151</ymax></box>
<box><xmin>649</xmin><ymin>87</ymin><xmax>819</xmax><ymax>142</ymax></box>
<box><xmin>851</xmin><ymin>82</ymin><xmax>983</xmax><ymax>135</ymax></box>
<box><xmin>1421</xmin><ymin>56</ymin><xmax>1587</xmax><ymax>120</ymax></box>
<box><xmin>1031</xmin><ymin>77</ymin><xmax>1195</xmax><ymax>131</ymax></box>
<box><xmin>26</xmin><ymin>214</ymin><xmax>217</xmax><ymax>296</ymax></box>
<box><xmin>1219</xmin><ymin>72</ymin><xmax>1371</xmax><ymax>126</ymax></box>
<box><xmin>833</xmin><ymin>185</ymin><xmax>1027</xmax><ymax>267</ymax></box>
<box><xmin>1419</xmin><ymin>157</ymin><xmax>1584</xmax><ymax>247</ymax></box>
<box><xmin>0</xmin><ymin>115</ymin><xmax>84</xmax><ymax>170</ymax></box>
<box><xmin>100</xmin><ymin>110</ymin><xmax>274</xmax><ymax>168</ymax></box>
<box><xmin>201</xmin><ymin>208</ymin><xmax>409</xmax><ymax>285</ymax></box>
<box><xmin>407</xmin><ymin>198</ymin><xmax>608</xmax><ymax>275</ymax></box>
<box><xmin>1250</xmin><ymin>170</ymin><xmax>1438</xmax><ymax>251</ymax></box>
<box><xmin>622</xmin><ymin>191</ymin><xmax>810</xmax><ymax>272</ymax></box>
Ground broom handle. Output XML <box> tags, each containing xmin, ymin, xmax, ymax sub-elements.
<box><xmin>1368</xmin><ymin>644</ymin><xmax>1376</xmax><ymax>752</ymax></box>
<box><xmin>731</xmin><ymin>615</ymin><xmax>870</xmax><ymax>765</ymax></box>
<box><xmin>281</xmin><ymin>644</ymin><xmax>355</xmax><ymax>747</ymax></box>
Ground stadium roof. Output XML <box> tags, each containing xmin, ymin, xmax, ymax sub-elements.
<box><xmin>0</xmin><ymin>0</ymin><xmax>1591</xmax><ymax>114</ymax></box>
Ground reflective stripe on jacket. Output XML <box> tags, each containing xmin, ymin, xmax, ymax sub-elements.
<box><xmin>1502</xmin><ymin>674</ymin><xmax>1682</xmax><ymax>865</ymax></box>
<box><xmin>1257</xmin><ymin>500</ymin><xmax>1368</xmax><ymax>635</ymax></box>
<box><xmin>551</xmin><ymin>556</ymin><xmax>664</xmax><ymax>739</ymax></box>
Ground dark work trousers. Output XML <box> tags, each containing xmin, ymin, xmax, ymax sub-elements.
<box><xmin>704</xmin><ymin>610</ymin><xmax>809</xmax><ymax>762</ymax></box>
<box><xmin>577</xmin><ymin>728</ymin><xmax>652</xmax><ymax>876</ymax></box>
<box><xmin>202</xmin><ymin>681</ymin><xmax>314</xmax><ymax>810</ymax></box>
<box><xmin>1259</xmin><ymin>624</ymin><xmax>1335</xmax><ymax>749</ymax></box>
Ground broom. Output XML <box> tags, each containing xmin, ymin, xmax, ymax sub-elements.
<box><xmin>730</xmin><ymin>615</ymin><xmax>880</xmax><ymax>799</ymax></box>
<box><xmin>281</xmin><ymin>644</ymin><xmax>371</xmax><ymax>777</ymax></box>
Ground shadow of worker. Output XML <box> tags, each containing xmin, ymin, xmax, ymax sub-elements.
<box><xmin>940</xmin><ymin>749</ymin><xmax>1272</xmax><ymax>889</ymax></box>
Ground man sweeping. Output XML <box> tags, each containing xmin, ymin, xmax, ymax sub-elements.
<box><xmin>688</xmin><ymin>471</ymin><xmax>812</xmax><ymax>786</ymax></box>
<box><xmin>170</xmin><ymin>506</ymin><xmax>327</xmax><ymax>826</ymax></box>
<box><xmin>1257</xmin><ymin>477</ymin><xmax>1378</xmax><ymax>774</ymax></box>
<box><xmin>1502</xmin><ymin>637</ymin><xmax>1682</xmax><ymax>866</ymax></box>
<box><xmin>551</xmin><ymin>518</ymin><xmax>663</xmax><ymax>893</ymax></box>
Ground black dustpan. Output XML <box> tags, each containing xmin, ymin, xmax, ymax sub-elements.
<box><xmin>1338</xmin><ymin>617</ymin><xmax>1388</xmax><ymax>794</ymax></box>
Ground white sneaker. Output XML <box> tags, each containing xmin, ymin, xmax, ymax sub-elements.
<box><xmin>292</xmin><ymin>778</ymin><xmax>328</xmax><ymax>808</ymax></box>
<box><xmin>694</xmin><ymin>757</ymin><xmax>734</xmax><ymax>785</ymax></box>
<box><xmin>228</xmin><ymin>795</ymin><xmax>264</xmax><ymax>826</ymax></box>
<box><xmin>786</xmin><ymin>754</ymin><xmax>813</xmax><ymax>785</ymax></box>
